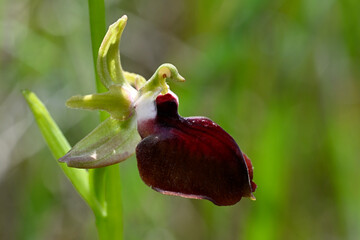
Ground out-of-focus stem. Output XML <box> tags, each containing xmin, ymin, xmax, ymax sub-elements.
<box><xmin>88</xmin><ymin>0</ymin><xmax>124</xmax><ymax>239</ymax></box>
<box><xmin>88</xmin><ymin>0</ymin><xmax>107</xmax><ymax>102</ymax></box>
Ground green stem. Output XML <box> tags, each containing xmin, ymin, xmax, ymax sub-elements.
<box><xmin>88</xmin><ymin>0</ymin><xmax>107</xmax><ymax>100</ymax></box>
<box><xmin>92</xmin><ymin>165</ymin><xmax>123</xmax><ymax>240</ymax></box>
<box><xmin>88</xmin><ymin>0</ymin><xmax>124</xmax><ymax>239</ymax></box>
<box><xmin>104</xmin><ymin>165</ymin><xmax>124</xmax><ymax>237</ymax></box>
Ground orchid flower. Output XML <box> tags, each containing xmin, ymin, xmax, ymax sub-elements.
<box><xmin>59</xmin><ymin>15</ymin><xmax>256</xmax><ymax>206</ymax></box>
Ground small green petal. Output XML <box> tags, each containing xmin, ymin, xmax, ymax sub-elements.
<box><xmin>124</xmin><ymin>71</ymin><xmax>146</xmax><ymax>90</ymax></box>
<box><xmin>59</xmin><ymin>116</ymin><xmax>141</xmax><ymax>168</ymax></box>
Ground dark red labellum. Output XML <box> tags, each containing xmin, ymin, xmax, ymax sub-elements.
<box><xmin>136</xmin><ymin>93</ymin><xmax>256</xmax><ymax>206</ymax></box>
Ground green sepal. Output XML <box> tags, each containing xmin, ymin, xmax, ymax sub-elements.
<box><xmin>97</xmin><ymin>15</ymin><xmax>132</xmax><ymax>89</ymax></box>
<box><xmin>66</xmin><ymin>85</ymin><xmax>134</xmax><ymax>120</ymax></box>
<box><xmin>59</xmin><ymin>116</ymin><xmax>141</xmax><ymax>168</ymax></box>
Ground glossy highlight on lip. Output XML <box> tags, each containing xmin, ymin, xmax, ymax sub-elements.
<box><xmin>136</xmin><ymin>93</ymin><xmax>256</xmax><ymax>206</ymax></box>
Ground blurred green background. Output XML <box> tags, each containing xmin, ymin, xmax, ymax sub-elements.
<box><xmin>1</xmin><ymin>0</ymin><xmax>360</xmax><ymax>239</ymax></box>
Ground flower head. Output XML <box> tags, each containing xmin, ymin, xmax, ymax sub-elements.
<box><xmin>59</xmin><ymin>16</ymin><xmax>256</xmax><ymax>205</ymax></box>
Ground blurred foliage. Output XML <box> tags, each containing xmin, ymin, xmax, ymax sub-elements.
<box><xmin>1</xmin><ymin>0</ymin><xmax>360</xmax><ymax>239</ymax></box>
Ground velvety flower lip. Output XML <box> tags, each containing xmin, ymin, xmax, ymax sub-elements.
<box><xmin>136</xmin><ymin>93</ymin><xmax>256</xmax><ymax>206</ymax></box>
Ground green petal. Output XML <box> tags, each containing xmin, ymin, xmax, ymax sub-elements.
<box><xmin>59</xmin><ymin>116</ymin><xmax>141</xmax><ymax>168</ymax></box>
<box><xmin>124</xmin><ymin>71</ymin><xmax>146</xmax><ymax>90</ymax></box>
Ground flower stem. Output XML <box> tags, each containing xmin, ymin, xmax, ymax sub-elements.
<box><xmin>88</xmin><ymin>0</ymin><xmax>124</xmax><ymax>239</ymax></box>
<box><xmin>88</xmin><ymin>0</ymin><xmax>107</xmax><ymax>100</ymax></box>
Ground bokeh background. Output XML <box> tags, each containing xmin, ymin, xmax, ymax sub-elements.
<box><xmin>1</xmin><ymin>0</ymin><xmax>360</xmax><ymax>239</ymax></box>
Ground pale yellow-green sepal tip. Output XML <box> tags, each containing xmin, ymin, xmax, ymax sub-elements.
<box><xmin>98</xmin><ymin>15</ymin><xmax>128</xmax><ymax>57</ymax></box>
